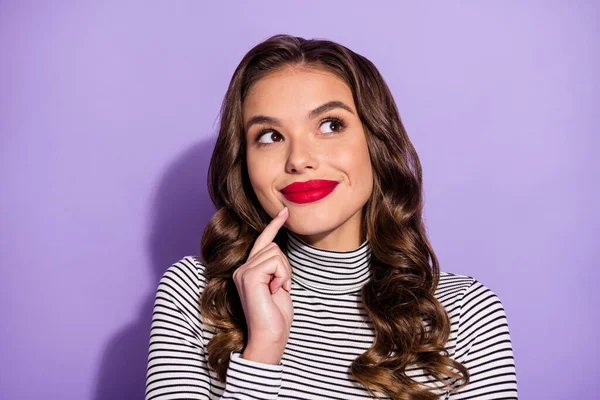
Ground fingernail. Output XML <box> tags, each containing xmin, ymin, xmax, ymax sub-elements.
<box><xmin>278</xmin><ymin>207</ymin><xmax>288</xmax><ymax>217</ymax></box>
<box><xmin>285</xmin><ymin>279</ymin><xmax>292</xmax><ymax>291</ymax></box>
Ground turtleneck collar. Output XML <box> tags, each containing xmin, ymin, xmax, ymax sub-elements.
<box><xmin>285</xmin><ymin>231</ymin><xmax>372</xmax><ymax>295</ymax></box>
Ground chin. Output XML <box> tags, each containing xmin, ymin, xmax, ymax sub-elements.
<box><xmin>285</xmin><ymin>224</ymin><xmax>331</xmax><ymax>238</ymax></box>
<box><xmin>284</xmin><ymin>210</ymin><xmax>345</xmax><ymax>237</ymax></box>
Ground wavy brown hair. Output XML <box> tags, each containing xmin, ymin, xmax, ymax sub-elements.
<box><xmin>199</xmin><ymin>34</ymin><xmax>469</xmax><ymax>399</ymax></box>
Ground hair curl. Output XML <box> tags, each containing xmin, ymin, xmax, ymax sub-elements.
<box><xmin>200</xmin><ymin>34</ymin><xmax>469</xmax><ymax>399</ymax></box>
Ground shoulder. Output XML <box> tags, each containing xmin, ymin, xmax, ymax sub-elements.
<box><xmin>436</xmin><ymin>271</ymin><xmax>512</xmax><ymax>355</ymax></box>
<box><xmin>159</xmin><ymin>254</ymin><xmax>207</xmax><ymax>283</ymax></box>
<box><xmin>435</xmin><ymin>271</ymin><xmax>476</xmax><ymax>313</ymax></box>
<box><xmin>435</xmin><ymin>272</ymin><xmax>510</xmax><ymax>336</ymax></box>
<box><xmin>155</xmin><ymin>255</ymin><xmax>208</xmax><ymax>305</ymax></box>
<box><xmin>435</xmin><ymin>271</ymin><xmax>506</xmax><ymax>312</ymax></box>
<box><xmin>151</xmin><ymin>256</ymin><xmax>210</xmax><ymax>346</ymax></box>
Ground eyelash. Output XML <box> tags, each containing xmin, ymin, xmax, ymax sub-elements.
<box><xmin>253</xmin><ymin>115</ymin><xmax>347</xmax><ymax>147</ymax></box>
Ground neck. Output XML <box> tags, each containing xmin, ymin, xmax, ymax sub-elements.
<box><xmin>285</xmin><ymin>230</ymin><xmax>372</xmax><ymax>295</ymax></box>
<box><xmin>294</xmin><ymin>209</ymin><xmax>364</xmax><ymax>251</ymax></box>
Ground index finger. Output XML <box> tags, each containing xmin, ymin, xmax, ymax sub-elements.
<box><xmin>248</xmin><ymin>206</ymin><xmax>289</xmax><ymax>258</ymax></box>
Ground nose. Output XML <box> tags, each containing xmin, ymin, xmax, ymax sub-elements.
<box><xmin>285</xmin><ymin>136</ymin><xmax>319</xmax><ymax>173</ymax></box>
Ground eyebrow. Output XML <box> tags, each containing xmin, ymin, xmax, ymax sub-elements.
<box><xmin>244</xmin><ymin>100</ymin><xmax>355</xmax><ymax>133</ymax></box>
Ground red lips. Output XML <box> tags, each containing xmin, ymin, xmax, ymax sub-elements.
<box><xmin>280</xmin><ymin>179</ymin><xmax>338</xmax><ymax>204</ymax></box>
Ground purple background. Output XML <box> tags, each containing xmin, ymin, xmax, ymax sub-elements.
<box><xmin>1</xmin><ymin>2</ymin><xmax>598</xmax><ymax>399</ymax></box>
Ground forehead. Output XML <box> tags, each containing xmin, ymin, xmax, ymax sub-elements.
<box><xmin>242</xmin><ymin>66</ymin><xmax>354</xmax><ymax>121</ymax></box>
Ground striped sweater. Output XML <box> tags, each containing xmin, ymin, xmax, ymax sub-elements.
<box><xmin>145</xmin><ymin>231</ymin><xmax>518</xmax><ymax>399</ymax></box>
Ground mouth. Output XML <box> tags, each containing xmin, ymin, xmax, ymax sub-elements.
<box><xmin>280</xmin><ymin>179</ymin><xmax>339</xmax><ymax>204</ymax></box>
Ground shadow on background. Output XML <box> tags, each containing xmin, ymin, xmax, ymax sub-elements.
<box><xmin>94</xmin><ymin>139</ymin><xmax>216</xmax><ymax>400</ymax></box>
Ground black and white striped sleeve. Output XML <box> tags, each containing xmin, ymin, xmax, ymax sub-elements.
<box><xmin>449</xmin><ymin>281</ymin><xmax>518</xmax><ymax>399</ymax></box>
<box><xmin>145</xmin><ymin>257</ymin><xmax>284</xmax><ymax>400</ymax></box>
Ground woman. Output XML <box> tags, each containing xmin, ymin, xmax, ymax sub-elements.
<box><xmin>145</xmin><ymin>34</ymin><xmax>518</xmax><ymax>399</ymax></box>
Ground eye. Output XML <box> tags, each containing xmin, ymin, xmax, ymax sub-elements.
<box><xmin>256</xmin><ymin>130</ymin><xmax>284</xmax><ymax>145</ymax></box>
<box><xmin>319</xmin><ymin>117</ymin><xmax>345</xmax><ymax>135</ymax></box>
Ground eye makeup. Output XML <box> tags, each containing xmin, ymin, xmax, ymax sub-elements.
<box><xmin>253</xmin><ymin>115</ymin><xmax>347</xmax><ymax>147</ymax></box>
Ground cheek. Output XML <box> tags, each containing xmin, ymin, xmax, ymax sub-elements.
<box><xmin>352</xmin><ymin>156</ymin><xmax>374</xmax><ymax>198</ymax></box>
<box><xmin>332</xmin><ymin>138</ymin><xmax>373</xmax><ymax>191</ymax></box>
<box><xmin>246</xmin><ymin>153</ymin><xmax>276</xmax><ymax>197</ymax></box>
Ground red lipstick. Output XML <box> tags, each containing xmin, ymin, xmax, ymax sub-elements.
<box><xmin>280</xmin><ymin>179</ymin><xmax>338</xmax><ymax>204</ymax></box>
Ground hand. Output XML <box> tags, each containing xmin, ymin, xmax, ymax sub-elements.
<box><xmin>233</xmin><ymin>206</ymin><xmax>293</xmax><ymax>364</ymax></box>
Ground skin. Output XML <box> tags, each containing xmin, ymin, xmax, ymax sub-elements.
<box><xmin>244</xmin><ymin>65</ymin><xmax>374</xmax><ymax>251</ymax></box>
<box><xmin>235</xmin><ymin>65</ymin><xmax>374</xmax><ymax>364</ymax></box>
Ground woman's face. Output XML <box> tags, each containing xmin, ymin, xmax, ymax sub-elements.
<box><xmin>243</xmin><ymin>66</ymin><xmax>373</xmax><ymax>249</ymax></box>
